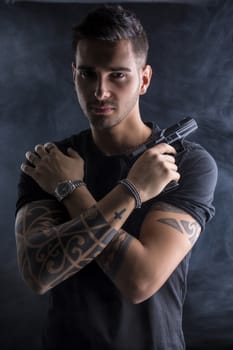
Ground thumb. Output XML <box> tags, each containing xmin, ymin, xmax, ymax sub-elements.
<box><xmin>67</xmin><ymin>147</ymin><xmax>81</xmax><ymax>159</ymax></box>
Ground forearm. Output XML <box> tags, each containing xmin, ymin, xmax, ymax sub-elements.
<box><xmin>16</xmin><ymin>201</ymin><xmax>117</xmax><ymax>294</ymax></box>
<box><xmin>16</xmin><ymin>184</ymin><xmax>135</xmax><ymax>294</ymax></box>
<box><xmin>63</xmin><ymin>182</ymin><xmax>135</xmax><ymax>230</ymax></box>
<box><xmin>97</xmin><ymin>202</ymin><xmax>201</xmax><ymax>304</ymax></box>
<box><xmin>62</xmin><ymin>183</ymin><xmax>148</xmax><ymax>301</ymax></box>
<box><xmin>96</xmin><ymin>229</ymin><xmax>147</xmax><ymax>303</ymax></box>
<box><xmin>64</xmin><ymin>184</ymin><xmax>149</xmax><ymax>302</ymax></box>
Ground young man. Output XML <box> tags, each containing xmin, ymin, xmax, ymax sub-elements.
<box><xmin>15</xmin><ymin>5</ymin><xmax>217</xmax><ymax>350</ymax></box>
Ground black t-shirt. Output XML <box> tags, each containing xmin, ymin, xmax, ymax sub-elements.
<box><xmin>16</xmin><ymin>123</ymin><xmax>217</xmax><ymax>350</ymax></box>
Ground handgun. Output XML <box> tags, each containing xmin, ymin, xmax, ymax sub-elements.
<box><xmin>129</xmin><ymin>117</ymin><xmax>198</xmax><ymax>193</ymax></box>
<box><xmin>130</xmin><ymin>116</ymin><xmax>198</xmax><ymax>158</ymax></box>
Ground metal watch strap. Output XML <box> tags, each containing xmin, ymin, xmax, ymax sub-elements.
<box><xmin>72</xmin><ymin>180</ymin><xmax>86</xmax><ymax>189</ymax></box>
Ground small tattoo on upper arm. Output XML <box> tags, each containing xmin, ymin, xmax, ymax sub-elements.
<box><xmin>150</xmin><ymin>202</ymin><xmax>200</xmax><ymax>246</ymax></box>
<box><xmin>158</xmin><ymin>218</ymin><xmax>183</xmax><ymax>233</ymax></box>
<box><xmin>158</xmin><ymin>218</ymin><xmax>200</xmax><ymax>245</ymax></box>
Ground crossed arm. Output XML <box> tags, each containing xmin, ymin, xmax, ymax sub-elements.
<box><xmin>15</xmin><ymin>185</ymin><xmax>200</xmax><ymax>302</ymax></box>
<box><xmin>15</xmin><ymin>182</ymin><xmax>135</xmax><ymax>295</ymax></box>
<box><xmin>15</xmin><ymin>142</ymin><xmax>201</xmax><ymax>302</ymax></box>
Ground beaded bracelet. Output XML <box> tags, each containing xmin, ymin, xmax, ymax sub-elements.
<box><xmin>118</xmin><ymin>179</ymin><xmax>142</xmax><ymax>209</ymax></box>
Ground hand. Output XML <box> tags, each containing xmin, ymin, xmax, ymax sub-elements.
<box><xmin>21</xmin><ymin>143</ymin><xmax>84</xmax><ymax>194</ymax></box>
<box><xmin>127</xmin><ymin>143</ymin><xmax>180</xmax><ymax>202</ymax></box>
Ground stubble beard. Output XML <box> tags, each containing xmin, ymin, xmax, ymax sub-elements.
<box><xmin>85</xmin><ymin>92</ymin><xmax>140</xmax><ymax>131</ymax></box>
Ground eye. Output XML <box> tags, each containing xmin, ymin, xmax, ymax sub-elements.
<box><xmin>111</xmin><ymin>72</ymin><xmax>126</xmax><ymax>79</ymax></box>
<box><xmin>79</xmin><ymin>70</ymin><xmax>96</xmax><ymax>79</ymax></box>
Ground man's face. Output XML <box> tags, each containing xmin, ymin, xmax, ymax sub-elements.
<box><xmin>73</xmin><ymin>39</ymin><xmax>151</xmax><ymax>130</ymax></box>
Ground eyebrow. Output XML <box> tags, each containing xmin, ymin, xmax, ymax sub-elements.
<box><xmin>77</xmin><ymin>65</ymin><xmax>132</xmax><ymax>72</ymax></box>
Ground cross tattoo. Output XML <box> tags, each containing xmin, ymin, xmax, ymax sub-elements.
<box><xmin>114</xmin><ymin>208</ymin><xmax>127</xmax><ymax>220</ymax></box>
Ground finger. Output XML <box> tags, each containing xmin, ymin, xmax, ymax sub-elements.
<box><xmin>35</xmin><ymin>144</ymin><xmax>47</xmax><ymax>158</ymax></box>
<box><xmin>67</xmin><ymin>147</ymin><xmax>81</xmax><ymax>159</ymax></box>
<box><xmin>168</xmin><ymin>162</ymin><xmax>178</xmax><ymax>172</ymax></box>
<box><xmin>151</xmin><ymin>143</ymin><xmax>177</xmax><ymax>155</ymax></box>
<box><xmin>21</xmin><ymin>163</ymin><xmax>35</xmax><ymax>176</ymax></box>
<box><xmin>44</xmin><ymin>142</ymin><xmax>57</xmax><ymax>153</ymax></box>
<box><xmin>25</xmin><ymin>151</ymin><xmax>40</xmax><ymax>166</ymax></box>
<box><xmin>171</xmin><ymin>169</ymin><xmax>180</xmax><ymax>182</ymax></box>
<box><xmin>163</xmin><ymin>154</ymin><xmax>176</xmax><ymax>163</ymax></box>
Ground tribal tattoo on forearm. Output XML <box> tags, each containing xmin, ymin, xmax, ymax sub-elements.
<box><xmin>96</xmin><ymin>228</ymin><xmax>133</xmax><ymax>279</ymax></box>
<box><xmin>15</xmin><ymin>200</ymin><xmax>117</xmax><ymax>293</ymax></box>
<box><xmin>150</xmin><ymin>202</ymin><xmax>201</xmax><ymax>246</ymax></box>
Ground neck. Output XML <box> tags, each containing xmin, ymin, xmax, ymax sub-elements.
<box><xmin>91</xmin><ymin>117</ymin><xmax>152</xmax><ymax>156</ymax></box>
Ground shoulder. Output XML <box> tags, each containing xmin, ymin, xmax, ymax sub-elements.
<box><xmin>180</xmin><ymin>140</ymin><xmax>217</xmax><ymax>172</ymax></box>
<box><xmin>157</xmin><ymin>141</ymin><xmax>218</xmax><ymax>231</ymax></box>
<box><xmin>178</xmin><ymin>140</ymin><xmax>218</xmax><ymax>191</ymax></box>
<box><xmin>55</xmin><ymin>129</ymin><xmax>92</xmax><ymax>157</ymax></box>
<box><xmin>16</xmin><ymin>129</ymin><xmax>92</xmax><ymax>215</ymax></box>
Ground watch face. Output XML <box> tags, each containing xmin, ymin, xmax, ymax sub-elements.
<box><xmin>54</xmin><ymin>180</ymin><xmax>80</xmax><ymax>201</ymax></box>
<box><xmin>58</xmin><ymin>182</ymin><xmax>71</xmax><ymax>196</ymax></box>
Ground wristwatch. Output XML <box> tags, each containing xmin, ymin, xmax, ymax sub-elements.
<box><xmin>54</xmin><ymin>180</ymin><xmax>85</xmax><ymax>202</ymax></box>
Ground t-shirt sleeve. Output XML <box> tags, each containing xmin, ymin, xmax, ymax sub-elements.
<box><xmin>15</xmin><ymin>131</ymin><xmax>90</xmax><ymax>215</ymax></box>
<box><xmin>157</xmin><ymin>143</ymin><xmax>218</xmax><ymax>232</ymax></box>
<box><xmin>15</xmin><ymin>142</ymin><xmax>66</xmax><ymax>214</ymax></box>
<box><xmin>15</xmin><ymin>170</ymin><xmax>54</xmax><ymax>215</ymax></box>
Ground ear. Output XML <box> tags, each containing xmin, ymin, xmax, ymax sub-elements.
<box><xmin>140</xmin><ymin>65</ymin><xmax>152</xmax><ymax>95</ymax></box>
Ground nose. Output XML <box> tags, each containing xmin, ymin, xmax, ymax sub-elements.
<box><xmin>94</xmin><ymin>75</ymin><xmax>111</xmax><ymax>100</ymax></box>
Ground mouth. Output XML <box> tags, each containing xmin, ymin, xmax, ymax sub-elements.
<box><xmin>88</xmin><ymin>104</ymin><xmax>116</xmax><ymax>115</ymax></box>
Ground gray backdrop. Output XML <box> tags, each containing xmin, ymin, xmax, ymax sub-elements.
<box><xmin>1</xmin><ymin>1</ymin><xmax>233</xmax><ymax>349</ymax></box>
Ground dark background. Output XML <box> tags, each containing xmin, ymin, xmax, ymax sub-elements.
<box><xmin>1</xmin><ymin>0</ymin><xmax>233</xmax><ymax>349</ymax></box>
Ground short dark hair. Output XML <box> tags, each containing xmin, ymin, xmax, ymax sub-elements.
<box><xmin>72</xmin><ymin>5</ymin><xmax>149</xmax><ymax>66</ymax></box>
